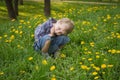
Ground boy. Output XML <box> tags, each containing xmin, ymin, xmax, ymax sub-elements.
<box><xmin>34</xmin><ymin>18</ymin><xmax>74</xmax><ymax>58</ymax></box>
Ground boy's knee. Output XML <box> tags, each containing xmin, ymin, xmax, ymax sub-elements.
<box><xmin>57</xmin><ymin>35</ymin><xmax>69</xmax><ymax>41</ymax></box>
<box><xmin>55</xmin><ymin>35</ymin><xmax>70</xmax><ymax>45</ymax></box>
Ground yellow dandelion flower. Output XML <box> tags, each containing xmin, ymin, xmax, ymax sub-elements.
<box><xmin>51</xmin><ymin>77</ymin><xmax>56</xmax><ymax>80</ymax></box>
<box><xmin>5</xmin><ymin>39</ymin><xmax>9</xmax><ymax>43</ymax></box>
<box><xmin>108</xmin><ymin>49</ymin><xmax>111</xmax><ymax>53</ymax></box>
<box><xmin>116</xmin><ymin>50</ymin><xmax>120</xmax><ymax>54</ymax></box>
<box><xmin>92</xmin><ymin>72</ymin><xmax>98</xmax><ymax>75</ymax></box>
<box><xmin>70</xmin><ymin>67</ymin><xmax>74</xmax><ymax>71</ymax></box>
<box><xmin>95</xmin><ymin>52</ymin><xmax>100</xmax><ymax>54</ymax></box>
<box><xmin>42</xmin><ymin>59</ymin><xmax>48</xmax><ymax>65</ymax></box>
<box><xmin>113</xmin><ymin>22</ymin><xmax>118</xmax><ymax>25</ymax></box>
<box><xmin>11</xmin><ymin>19</ymin><xmax>16</xmax><ymax>21</ymax></box>
<box><xmin>88</xmin><ymin>58</ymin><xmax>92</xmax><ymax>61</ymax></box>
<box><xmin>111</xmin><ymin>49</ymin><xmax>116</xmax><ymax>54</ymax></box>
<box><xmin>35</xmin><ymin>65</ymin><xmax>39</xmax><ymax>70</ymax></box>
<box><xmin>81</xmin><ymin>65</ymin><xmax>89</xmax><ymax>70</ymax></box>
<box><xmin>20</xmin><ymin>70</ymin><xmax>25</xmax><ymax>74</ymax></box>
<box><xmin>95</xmin><ymin>67</ymin><xmax>100</xmax><ymax>71</ymax></box>
<box><xmin>20</xmin><ymin>46</ymin><xmax>24</xmax><ymax>49</ymax></box>
<box><xmin>103</xmin><ymin>30</ymin><xmax>106</xmax><ymax>32</ymax></box>
<box><xmin>60</xmin><ymin>53</ymin><xmax>66</xmax><ymax>58</ymax></box>
<box><xmin>82</xmin><ymin>57</ymin><xmax>86</xmax><ymax>60</ymax></box>
<box><xmin>84</xmin><ymin>47</ymin><xmax>88</xmax><ymax>51</ymax></box>
<box><xmin>27</xmin><ymin>21</ymin><xmax>30</xmax><ymax>24</ymax></box>
<box><xmin>104</xmin><ymin>58</ymin><xmax>108</xmax><ymax>61</ymax></box>
<box><xmin>43</xmin><ymin>19</ymin><xmax>47</xmax><ymax>22</ymax></box>
<box><xmin>0</xmin><ymin>36</ymin><xmax>2</xmax><ymax>39</ymax></box>
<box><xmin>8</xmin><ymin>39</ymin><xmax>12</xmax><ymax>43</ymax></box>
<box><xmin>79</xmin><ymin>62</ymin><xmax>82</xmax><ymax>65</ymax></box>
<box><xmin>87</xmin><ymin>21</ymin><xmax>90</xmax><ymax>25</ymax></box>
<box><xmin>103</xmin><ymin>19</ymin><xmax>107</xmax><ymax>22</ymax></box>
<box><xmin>91</xmin><ymin>64</ymin><xmax>95</xmax><ymax>67</ymax></box>
<box><xmin>20</xmin><ymin>20</ymin><xmax>24</xmax><ymax>23</ymax></box>
<box><xmin>18</xmin><ymin>26</ymin><xmax>22</xmax><ymax>28</ymax></box>
<box><xmin>15</xmin><ymin>30</ymin><xmax>19</xmax><ymax>34</ymax></box>
<box><xmin>108</xmin><ymin>64</ymin><xmax>113</xmax><ymax>68</ymax></box>
<box><xmin>117</xmin><ymin>35</ymin><xmax>120</xmax><ymax>38</ymax></box>
<box><xmin>84</xmin><ymin>31</ymin><xmax>87</xmax><ymax>33</ymax></box>
<box><xmin>0</xmin><ymin>72</ymin><xmax>4</xmax><ymax>75</ymax></box>
<box><xmin>96</xmin><ymin>55</ymin><xmax>100</xmax><ymax>58</ymax></box>
<box><xmin>88</xmin><ymin>51</ymin><xmax>92</xmax><ymax>54</ymax></box>
<box><xmin>52</xmin><ymin>74</ymin><xmax>56</xmax><ymax>77</ymax></box>
<box><xmin>101</xmin><ymin>64</ymin><xmax>107</xmax><ymax>69</ymax></box>
<box><xmin>88</xmin><ymin>29</ymin><xmax>92</xmax><ymax>32</ymax></box>
<box><xmin>51</xmin><ymin>75</ymin><xmax>56</xmax><ymax>80</ymax></box>
<box><xmin>93</xmin><ymin>26</ymin><xmax>97</xmax><ymax>30</ymax></box>
<box><xmin>102</xmin><ymin>72</ymin><xmax>105</xmax><ymax>74</ymax></box>
<box><xmin>87</xmin><ymin>67</ymin><xmax>90</xmax><ymax>70</ymax></box>
<box><xmin>50</xmin><ymin>65</ymin><xmax>56</xmax><ymax>71</ymax></box>
<box><xmin>31</xmin><ymin>34</ymin><xmax>34</xmax><ymax>38</ymax></box>
<box><xmin>82</xmin><ymin>21</ymin><xmax>87</xmax><ymax>25</ymax></box>
<box><xmin>17</xmin><ymin>45</ymin><xmax>20</xmax><ymax>48</ymax></box>
<box><xmin>10</xmin><ymin>35</ymin><xmax>15</xmax><ymax>40</ymax></box>
<box><xmin>4</xmin><ymin>34</ymin><xmax>7</xmax><ymax>37</ymax></box>
<box><xmin>23</xmin><ymin>22</ymin><xmax>26</xmax><ymax>25</ymax></box>
<box><xmin>12</xmin><ymin>29</ymin><xmax>16</xmax><ymax>32</ymax></box>
<box><xmin>94</xmin><ymin>76</ymin><xmax>99</xmax><ymax>79</ymax></box>
<box><xmin>81</xmin><ymin>41</ymin><xmax>85</xmax><ymax>45</ymax></box>
<box><xmin>28</xmin><ymin>57</ymin><xmax>33</xmax><ymax>61</ymax></box>
<box><xmin>116</xmin><ymin>33</ymin><xmax>119</xmax><ymax>35</ymax></box>
<box><xmin>90</xmin><ymin>42</ymin><xmax>94</xmax><ymax>47</ymax></box>
<box><xmin>19</xmin><ymin>31</ymin><xmax>23</xmax><ymax>34</ymax></box>
<box><xmin>107</xmin><ymin>14</ymin><xmax>111</xmax><ymax>20</ymax></box>
<box><xmin>28</xmin><ymin>26</ymin><xmax>32</xmax><ymax>28</ymax></box>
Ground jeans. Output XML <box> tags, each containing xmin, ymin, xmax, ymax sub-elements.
<box><xmin>34</xmin><ymin>34</ymin><xmax>70</xmax><ymax>54</ymax></box>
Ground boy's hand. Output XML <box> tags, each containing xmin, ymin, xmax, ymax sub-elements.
<box><xmin>49</xmin><ymin>26</ymin><xmax>55</xmax><ymax>37</ymax></box>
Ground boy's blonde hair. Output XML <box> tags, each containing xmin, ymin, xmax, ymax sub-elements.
<box><xmin>57</xmin><ymin>18</ymin><xmax>74</xmax><ymax>34</ymax></box>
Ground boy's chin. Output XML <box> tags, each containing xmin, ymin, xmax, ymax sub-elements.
<box><xmin>55</xmin><ymin>33</ymin><xmax>61</xmax><ymax>36</ymax></box>
<box><xmin>54</xmin><ymin>32</ymin><xmax>62</xmax><ymax>36</ymax></box>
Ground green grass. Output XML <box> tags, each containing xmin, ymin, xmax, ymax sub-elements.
<box><xmin>0</xmin><ymin>1</ymin><xmax>120</xmax><ymax>80</ymax></box>
<box><xmin>66</xmin><ymin>0</ymin><xmax>120</xmax><ymax>3</ymax></box>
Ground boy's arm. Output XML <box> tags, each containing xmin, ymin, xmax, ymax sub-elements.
<box><xmin>41</xmin><ymin>40</ymin><xmax>51</xmax><ymax>53</ymax></box>
<box><xmin>41</xmin><ymin>26</ymin><xmax>55</xmax><ymax>55</ymax></box>
<box><xmin>41</xmin><ymin>26</ymin><xmax>55</xmax><ymax>53</ymax></box>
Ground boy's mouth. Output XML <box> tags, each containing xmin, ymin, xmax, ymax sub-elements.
<box><xmin>54</xmin><ymin>33</ymin><xmax>57</xmax><ymax>36</ymax></box>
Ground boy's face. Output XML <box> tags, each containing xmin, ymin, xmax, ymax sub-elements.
<box><xmin>54</xmin><ymin>22</ymin><xmax>68</xmax><ymax>36</ymax></box>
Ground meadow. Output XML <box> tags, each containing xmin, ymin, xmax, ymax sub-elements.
<box><xmin>0</xmin><ymin>1</ymin><xmax>120</xmax><ymax>80</ymax></box>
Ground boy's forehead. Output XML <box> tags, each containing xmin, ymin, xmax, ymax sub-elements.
<box><xmin>56</xmin><ymin>22</ymin><xmax>72</xmax><ymax>30</ymax></box>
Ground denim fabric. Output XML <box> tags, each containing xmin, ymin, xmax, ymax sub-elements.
<box><xmin>34</xmin><ymin>34</ymin><xmax>70</xmax><ymax>54</ymax></box>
